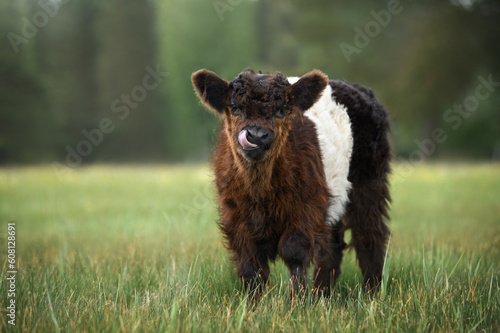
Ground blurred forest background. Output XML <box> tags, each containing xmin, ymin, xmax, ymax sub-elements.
<box><xmin>1</xmin><ymin>0</ymin><xmax>499</xmax><ymax>165</ymax></box>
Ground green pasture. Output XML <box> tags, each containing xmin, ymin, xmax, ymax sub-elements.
<box><xmin>0</xmin><ymin>163</ymin><xmax>499</xmax><ymax>332</ymax></box>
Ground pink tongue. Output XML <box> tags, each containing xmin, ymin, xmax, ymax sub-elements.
<box><xmin>238</xmin><ymin>130</ymin><xmax>258</xmax><ymax>149</ymax></box>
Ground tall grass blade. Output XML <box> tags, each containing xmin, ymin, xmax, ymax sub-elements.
<box><xmin>46</xmin><ymin>283</ymin><xmax>60</xmax><ymax>333</ymax></box>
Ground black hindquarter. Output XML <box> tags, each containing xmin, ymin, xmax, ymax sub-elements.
<box><xmin>328</xmin><ymin>79</ymin><xmax>392</xmax><ymax>290</ymax></box>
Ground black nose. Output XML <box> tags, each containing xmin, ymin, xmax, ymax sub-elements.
<box><xmin>245</xmin><ymin>126</ymin><xmax>274</xmax><ymax>148</ymax></box>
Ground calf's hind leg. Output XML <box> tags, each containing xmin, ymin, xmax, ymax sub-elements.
<box><xmin>346</xmin><ymin>182</ymin><xmax>390</xmax><ymax>291</ymax></box>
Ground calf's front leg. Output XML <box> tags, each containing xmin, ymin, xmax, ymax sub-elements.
<box><xmin>236</xmin><ymin>252</ymin><xmax>269</xmax><ymax>300</ymax></box>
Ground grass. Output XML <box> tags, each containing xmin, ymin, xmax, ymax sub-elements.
<box><xmin>0</xmin><ymin>163</ymin><xmax>499</xmax><ymax>332</ymax></box>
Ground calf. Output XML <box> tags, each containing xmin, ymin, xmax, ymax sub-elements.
<box><xmin>191</xmin><ymin>69</ymin><xmax>391</xmax><ymax>298</ymax></box>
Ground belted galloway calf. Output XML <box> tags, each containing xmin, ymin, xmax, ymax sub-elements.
<box><xmin>191</xmin><ymin>69</ymin><xmax>391</xmax><ymax>298</ymax></box>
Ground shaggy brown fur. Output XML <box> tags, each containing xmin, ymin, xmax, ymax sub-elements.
<box><xmin>191</xmin><ymin>69</ymin><xmax>391</xmax><ymax>298</ymax></box>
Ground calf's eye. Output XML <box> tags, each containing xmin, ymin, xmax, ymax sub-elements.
<box><xmin>275</xmin><ymin>104</ymin><xmax>291</xmax><ymax>119</ymax></box>
<box><xmin>227</xmin><ymin>104</ymin><xmax>242</xmax><ymax>117</ymax></box>
<box><xmin>231</xmin><ymin>106</ymin><xmax>241</xmax><ymax>117</ymax></box>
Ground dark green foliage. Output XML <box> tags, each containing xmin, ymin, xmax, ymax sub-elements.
<box><xmin>0</xmin><ymin>0</ymin><xmax>499</xmax><ymax>163</ymax></box>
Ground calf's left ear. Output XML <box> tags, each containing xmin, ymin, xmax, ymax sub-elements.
<box><xmin>291</xmin><ymin>70</ymin><xmax>329</xmax><ymax>111</ymax></box>
<box><xmin>191</xmin><ymin>69</ymin><xmax>229</xmax><ymax>115</ymax></box>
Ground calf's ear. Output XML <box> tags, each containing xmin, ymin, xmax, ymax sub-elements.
<box><xmin>291</xmin><ymin>70</ymin><xmax>328</xmax><ymax>111</ymax></box>
<box><xmin>191</xmin><ymin>69</ymin><xmax>229</xmax><ymax>114</ymax></box>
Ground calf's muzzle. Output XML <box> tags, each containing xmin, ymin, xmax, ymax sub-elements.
<box><xmin>238</xmin><ymin>126</ymin><xmax>274</xmax><ymax>161</ymax></box>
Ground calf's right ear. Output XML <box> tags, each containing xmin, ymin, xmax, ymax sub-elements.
<box><xmin>191</xmin><ymin>69</ymin><xmax>229</xmax><ymax>114</ymax></box>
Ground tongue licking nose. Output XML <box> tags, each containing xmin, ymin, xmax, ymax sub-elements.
<box><xmin>238</xmin><ymin>130</ymin><xmax>258</xmax><ymax>150</ymax></box>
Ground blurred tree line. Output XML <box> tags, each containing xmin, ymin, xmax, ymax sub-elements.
<box><xmin>1</xmin><ymin>0</ymin><xmax>499</xmax><ymax>165</ymax></box>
